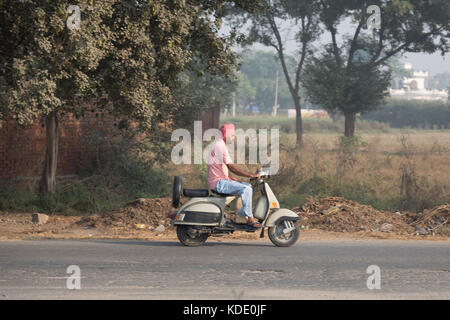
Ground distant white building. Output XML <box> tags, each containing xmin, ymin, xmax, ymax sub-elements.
<box><xmin>390</xmin><ymin>63</ymin><xmax>448</xmax><ymax>101</ymax></box>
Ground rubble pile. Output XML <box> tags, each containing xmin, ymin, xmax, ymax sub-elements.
<box><xmin>293</xmin><ymin>197</ymin><xmax>415</xmax><ymax>234</ymax></box>
<box><xmin>410</xmin><ymin>204</ymin><xmax>450</xmax><ymax>236</ymax></box>
<box><xmin>78</xmin><ymin>198</ymin><xmax>173</xmax><ymax>231</ymax></box>
<box><xmin>76</xmin><ymin>195</ymin><xmax>448</xmax><ymax>237</ymax></box>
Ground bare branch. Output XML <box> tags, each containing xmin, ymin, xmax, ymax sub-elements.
<box><xmin>267</xmin><ymin>14</ymin><xmax>296</xmax><ymax>96</ymax></box>
<box><xmin>372</xmin><ymin>25</ymin><xmax>446</xmax><ymax>67</ymax></box>
<box><xmin>369</xmin><ymin>23</ymin><xmax>385</xmax><ymax>65</ymax></box>
<box><xmin>347</xmin><ymin>13</ymin><xmax>365</xmax><ymax>67</ymax></box>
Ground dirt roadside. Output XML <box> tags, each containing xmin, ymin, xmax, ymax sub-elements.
<box><xmin>0</xmin><ymin>197</ymin><xmax>448</xmax><ymax>241</ymax></box>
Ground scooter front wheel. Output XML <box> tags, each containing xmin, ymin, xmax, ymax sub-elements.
<box><xmin>268</xmin><ymin>219</ymin><xmax>300</xmax><ymax>247</ymax></box>
<box><xmin>176</xmin><ymin>225</ymin><xmax>209</xmax><ymax>247</ymax></box>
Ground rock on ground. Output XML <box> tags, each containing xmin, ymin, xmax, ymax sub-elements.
<box><xmin>31</xmin><ymin>213</ymin><xmax>49</xmax><ymax>225</ymax></box>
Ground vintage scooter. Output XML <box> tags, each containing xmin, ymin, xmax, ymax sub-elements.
<box><xmin>168</xmin><ymin>168</ymin><xmax>300</xmax><ymax>247</ymax></box>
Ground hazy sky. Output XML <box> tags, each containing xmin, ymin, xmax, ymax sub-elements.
<box><xmin>240</xmin><ymin>18</ymin><xmax>450</xmax><ymax>76</ymax></box>
<box><xmin>402</xmin><ymin>52</ymin><xmax>449</xmax><ymax>75</ymax></box>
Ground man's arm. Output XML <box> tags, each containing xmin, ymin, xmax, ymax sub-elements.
<box><xmin>227</xmin><ymin>163</ymin><xmax>259</xmax><ymax>179</ymax></box>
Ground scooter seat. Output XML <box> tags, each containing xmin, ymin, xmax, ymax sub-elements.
<box><xmin>183</xmin><ymin>189</ymin><xmax>209</xmax><ymax>198</ymax></box>
<box><xmin>210</xmin><ymin>189</ymin><xmax>234</xmax><ymax>197</ymax></box>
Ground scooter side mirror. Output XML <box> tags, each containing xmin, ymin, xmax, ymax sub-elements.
<box><xmin>259</xmin><ymin>167</ymin><xmax>271</xmax><ymax>177</ymax></box>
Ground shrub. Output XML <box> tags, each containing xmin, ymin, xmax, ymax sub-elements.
<box><xmin>0</xmin><ymin>129</ymin><xmax>171</xmax><ymax>214</ymax></box>
<box><xmin>362</xmin><ymin>100</ymin><xmax>450</xmax><ymax>129</ymax></box>
<box><xmin>223</xmin><ymin>115</ymin><xmax>391</xmax><ymax>134</ymax></box>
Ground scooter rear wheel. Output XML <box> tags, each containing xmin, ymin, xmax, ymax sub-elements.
<box><xmin>268</xmin><ymin>219</ymin><xmax>300</xmax><ymax>247</ymax></box>
<box><xmin>176</xmin><ymin>225</ymin><xmax>209</xmax><ymax>247</ymax></box>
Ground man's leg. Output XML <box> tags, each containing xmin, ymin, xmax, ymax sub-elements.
<box><xmin>214</xmin><ymin>179</ymin><xmax>253</xmax><ymax>218</ymax></box>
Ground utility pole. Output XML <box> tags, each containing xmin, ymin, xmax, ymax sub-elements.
<box><xmin>232</xmin><ymin>92</ymin><xmax>236</xmax><ymax>117</ymax></box>
<box><xmin>272</xmin><ymin>70</ymin><xmax>279</xmax><ymax>116</ymax></box>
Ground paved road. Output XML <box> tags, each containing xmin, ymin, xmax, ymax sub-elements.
<box><xmin>0</xmin><ymin>239</ymin><xmax>449</xmax><ymax>299</ymax></box>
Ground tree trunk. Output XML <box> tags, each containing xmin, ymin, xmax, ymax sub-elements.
<box><xmin>39</xmin><ymin>111</ymin><xmax>59</xmax><ymax>193</ymax></box>
<box><xmin>344</xmin><ymin>112</ymin><xmax>356</xmax><ymax>137</ymax></box>
<box><xmin>294</xmin><ymin>97</ymin><xmax>303</xmax><ymax>145</ymax></box>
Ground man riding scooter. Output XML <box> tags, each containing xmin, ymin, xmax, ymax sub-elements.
<box><xmin>207</xmin><ymin>123</ymin><xmax>263</xmax><ymax>228</ymax></box>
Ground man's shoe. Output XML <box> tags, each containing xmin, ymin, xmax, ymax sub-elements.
<box><xmin>247</xmin><ymin>218</ymin><xmax>263</xmax><ymax>229</ymax></box>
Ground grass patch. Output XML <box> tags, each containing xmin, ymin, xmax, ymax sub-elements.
<box><xmin>269</xmin><ymin>132</ymin><xmax>450</xmax><ymax>212</ymax></box>
<box><xmin>222</xmin><ymin>115</ymin><xmax>391</xmax><ymax>134</ymax></box>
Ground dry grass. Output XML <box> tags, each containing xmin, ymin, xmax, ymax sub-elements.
<box><xmin>273</xmin><ymin>131</ymin><xmax>450</xmax><ymax>211</ymax></box>
<box><xmin>164</xmin><ymin>130</ymin><xmax>450</xmax><ymax>213</ymax></box>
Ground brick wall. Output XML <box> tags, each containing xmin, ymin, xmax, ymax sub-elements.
<box><xmin>0</xmin><ymin>110</ymin><xmax>117</xmax><ymax>182</ymax></box>
<box><xmin>200</xmin><ymin>103</ymin><xmax>221</xmax><ymax>132</ymax></box>
<box><xmin>0</xmin><ymin>105</ymin><xmax>220</xmax><ymax>183</ymax></box>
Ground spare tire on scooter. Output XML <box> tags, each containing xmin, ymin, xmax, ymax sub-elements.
<box><xmin>172</xmin><ymin>176</ymin><xmax>182</xmax><ymax>208</ymax></box>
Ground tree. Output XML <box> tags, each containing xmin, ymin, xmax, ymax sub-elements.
<box><xmin>430</xmin><ymin>72</ymin><xmax>450</xmax><ymax>90</ymax></box>
<box><xmin>0</xmin><ymin>0</ymin><xmax>245</xmax><ymax>193</ymax></box>
<box><xmin>303</xmin><ymin>43</ymin><xmax>391</xmax><ymax>136</ymax></box>
<box><xmin>236</xmin><ymin>50</ymin><xmax>293</xmax><ymax>112</ymax></box>
<box><xmin>236</xmin><ymin>72</ymin><xmax>256</xmax><ymax>108</ymax></box>
<box><xmin>305</xmin><ymin>0</ymin><xmax>450</xmax><ymax>137</ymax></box>
<box><xmin>387</xmin><ymin>55</ymin><xmax>413</xmax><ymax>80</ymax></box>
<box><xmin>174</xmin><ymin>60</ymin><xmax>238</xmax><ymax>127</ymax></box>
<box><xmin>231</xmin><ymin>0</ymin><xmax>322</xmax><ymax>145</ymax></box>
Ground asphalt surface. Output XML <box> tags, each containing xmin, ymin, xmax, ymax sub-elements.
<box><xmin>0</xmin><ymin>239</ymin><xmax>449</xmax><ymax>299</ymax></box>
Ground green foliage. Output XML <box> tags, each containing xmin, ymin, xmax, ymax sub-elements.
<box><xmin>303</xmin><ymin>43</ymin><xmax>392</xmax><ymax>116</ymax></box>
<box><xmin>278</xmin><ymin>192</ymin><xmax>308</xmax><ymax>209</ymax></box>
<box><xmin>297</xmin><ymin>176</ymin><xmax>334</xmax><ymax>197</ymax></box>
<box><xmin>230</xmin><ymin>0</ymin><xmax>323</xmax><ymax>143</ymax></box>
<box><xmin>278</xmin><ymin>175</ymin><xmax>383</xmax><ymax>211</ymax></box>
<box><xmin>387</xmin><ymin>55</ymin><xmax>413</xmax><ymax>79</ymax></box>
<box><xmin>236</xmin><ymin>51</ymin><xmax>294</xmax><ymax>112</ymax></box>
<box><xmin>430</xmin><ymin>72</ymin><xmax>450</xmax><ymax>91</ymax></box>
<box><xmin>337</xmin><ymin>135</ymin><xmax>368</xmax><ymax>154</ymax></box>
<box><xmin>302</xmin><ymin>0</ymin><xmax>450</xmax><ymax>136</ymax></box>
<box><xmin>173</xmin><ymin>61</ymin><xmax>238</xmax><ymax>127</ymax></box>
<box><xmin>0</xmin><ymin>0</ymin><xmax>250</xmax><ymax>192</ymax></box>
<box><xmin>277</xmin><ymin>165</ymin><xmax>448</xmax><ymax>213</ymax></box>
<box><xmin>82</xmin><ymin>128</ymin><xmax>172</xmax><ymax>200</ymax></box>
<box><xmin>198</xmin><ymin>160</ymin><xmax>208</xmax><ymax>188</ymax></box>
<box><xmin>222</xmin><ymin>115</ymin><xmax>391</xmax><ymax>133</ymax></box>
<box><xmin>362</xmin><ymin>100</ymin><xmax>450</xmax><ymax>129</ymax></box>
<box><xmin>0</xmin><ymin>0</ymin><xmax>112</xmax><ymax>125</ymax></box>
<box><xmin>335</xmin><ymin>135</ymin><xmax>368</xmax><ymax>179</ymax></box>
<box><xmin>0</xmin><ymin>0</ymin><xmax>245</xmax><ymax>132</ymax></box>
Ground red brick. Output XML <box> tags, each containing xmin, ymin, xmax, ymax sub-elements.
<box><xmin>0</xmin><ymin>107</ymin><xmax>117</xmax><ymax>181</ymax></box>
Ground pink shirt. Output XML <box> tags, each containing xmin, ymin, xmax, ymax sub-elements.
<box><xmin>207</xmin><ymin>139</ymin><xmax>232</xmax><ymax>190</ymax></box>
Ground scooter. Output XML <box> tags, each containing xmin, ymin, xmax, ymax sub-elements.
<box><xmin>168</xmin><ymin>168</ymin><xmax>300</xmax><ymax>247</ymax></box>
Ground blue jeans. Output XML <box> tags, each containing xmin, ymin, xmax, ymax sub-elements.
<box><xmin>214</xmin><ymin>179</ymin><xmax>253</xmax><ymax>218</ymax></box>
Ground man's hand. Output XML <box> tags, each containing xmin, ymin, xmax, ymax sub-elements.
<box><xmin>227</xmin><ymin>164</ymin><xmax>259</xmax><ymax>180</ymax></box>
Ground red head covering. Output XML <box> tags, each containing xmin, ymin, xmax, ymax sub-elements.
<box><xmin>219</xmin><ymin>123</ymin><xmax>235</xmax><ymax>139</ymax></box>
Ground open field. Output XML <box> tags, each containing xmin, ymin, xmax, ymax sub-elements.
<box><xmin>166</xmin><ymin>122</ymin><xmax>450</xmax><ymax>213</ymax></box>
<box><xmin>276</xmin><ymin>131</ymin><xmax>450</xmax><ymax>212</ymax></box>
<box><xmin>1</xmin><ymin>116</ymin><xmax>449</xmax><ymax>233</ymax></box>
